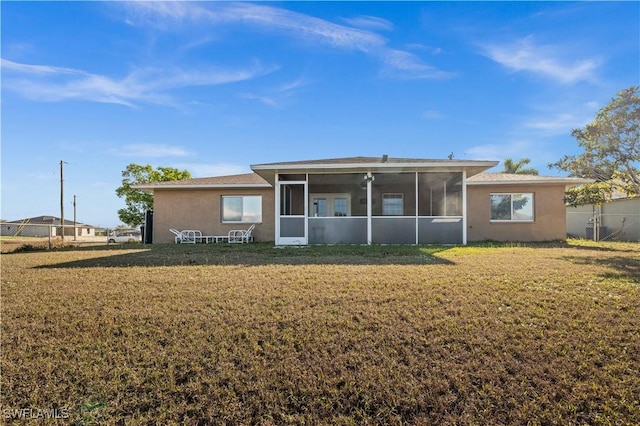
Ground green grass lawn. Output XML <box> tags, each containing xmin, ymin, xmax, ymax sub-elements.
<box><xmin>1</xmin><ymin>240</ymin><xmax>638</xmax><ymax>424</ymax></box>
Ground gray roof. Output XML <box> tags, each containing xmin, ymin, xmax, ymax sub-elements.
<box><xmin>253</xmin><ymin>156</ymin><xmax>457</xmax><ymax>166</ymax></box>
<box><xmin>131</xmin><ymin>170</ymin><xmax>591</xmax><ymax>191</ymax></box>
<box><xmin>133</xmin><ymin>173</ymin><xmax>270</xmax><ymax>190</ymax></box>
<box><xmin>252</xmin><ymin>156</ymin><xmax>499</xmax><ymax>184</ymax></box>
<box><xmin>5</xmin><ymin>215</ymin><xmax>93</xmax><ymax>226</ymax></box>
<box><xmin>467</xmin><ymin>173</ymin><xmax>591</xmax><ymax>185</ymax></box>
<box><xmin>136</xmin><ymin>157</ymin><xmax>502</xmax><ymax>189</ymax></box>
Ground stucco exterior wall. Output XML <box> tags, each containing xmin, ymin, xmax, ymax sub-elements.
<box><xmin>151</xmin><ymin>181</ymin><xmax>574</xmax><ymax>244</ymax></box>
<box><xmin>0</xmin><ymin>224</ymin><xmax>96</xmax><ymax>238</ymax></box>
<box><xmin>1</xmin><ymin>224</ymin><xmax>54</xmax><ymax>237</ymax></box>
<box><xmin>467</xmin><ymin>184</ymin><xmax>568</xmax><ymax>242</ymax></box>
<box><xmin>152</xmin><ymin>188</ymin><xmax>275</xmax><ymax>243</ymax></box>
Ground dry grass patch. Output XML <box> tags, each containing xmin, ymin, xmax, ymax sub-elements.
<box><xmin>1</xmin><ymin>241</ymin><xmax>639</xmax><ymax>424</ymax></box>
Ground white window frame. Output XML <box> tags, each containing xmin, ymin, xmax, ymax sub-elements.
<box><xmin>490</xmin><ymin>193</ymin><xmax>534</xmax><ymax>222</ymax></box>
<box><xmin>309</xmin><ymin>193</ymin><xmax>351</xmax><ymax>217</ymax></box>
<box><xmin>221</xmin><ymin>195</ymin><xmax>263</xmax><ymax>223</ymax></box>
<box><xmin>333</xmin><ymin>197</ymin><xmax>349</xmax><ymax>217</ymax></box>
<box><xmin>312</xmin><ymin>198</ymin><xmax>328</xmax><ymax>217</ymax></box>
<box><xmin>382</xmin><ymin>193</ymin><xmax>404</xmax><ymax>216</ymax></box>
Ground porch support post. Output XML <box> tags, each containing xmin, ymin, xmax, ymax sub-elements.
<box><xmin>366</xmin><ymin>172</ymin><xmax>372</xmax><ymax>245</ymax></box>
<box><xmin>462</xmin><ymin>169</ymin><xmax>467</xmax><ymax>245</ymax></box>
<box><xmin>415</xmin><ymin>172</ymin><xmax>419</xmax><ymax>245</ymax></box>
<box><xmin>275</xmin><ymin>173</ymin><xmax>280</xmax><ymax>245</ymax></box>
<box><xmin>304</xmin><ymin>173</ymin><xmax>309</xmax><ymax>244</ymax></box>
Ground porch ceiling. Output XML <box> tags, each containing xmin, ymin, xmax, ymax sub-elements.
<box><xmin>251</xmin><ymin>158</ymin><xmax>498</xmax><ymax>185</ymax></box>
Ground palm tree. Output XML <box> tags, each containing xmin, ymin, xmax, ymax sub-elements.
<box><xmin>501</xmin><ymin>158</ymin><xmax>539</xmax><ymax>175</ymax></box>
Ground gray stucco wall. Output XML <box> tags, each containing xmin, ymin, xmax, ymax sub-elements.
<box><xmin>566</xmin><ymin>198</ymin><xmax>640</xmax><ymax>241</ymax></box>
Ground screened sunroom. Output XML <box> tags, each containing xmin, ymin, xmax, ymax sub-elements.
<box><xmin>251</xmin><ymin>157</ymin><xmax>498</xmax><ymax>246</ymax></box>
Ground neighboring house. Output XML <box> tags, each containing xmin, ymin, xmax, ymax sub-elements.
<box><xmin>0</xmin><ymin>215</ymin><xmax>97</xmax><ymax>238</ymax></box>
<box><xmin>135</xmin><ymin>156</ymin><xmax>588</xmax><ymax>245</ymax></box>
<box><xmin>567</xmin><ymin>197</ymin><xmax>640</xmax><ymax>241</ymax></box>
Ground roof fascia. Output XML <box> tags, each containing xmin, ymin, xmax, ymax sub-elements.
<box><xmin>133</xmin><ymin>183</ymin><xmax>272</xmax><ymax>190</ymax></box>
<box><xmin>251</xmin><ymin>161</ymin><xmax>499</xmax><ymax>184</ymax></box>
<box><xmin>251</xmin><ymin>160</ymin><xmax>498</xmax><ymax>171</ymax></box>
<box><xmin>467</xmin><ymin>178</ymin><xmax>591</xmax><ymax>186</ymax></box>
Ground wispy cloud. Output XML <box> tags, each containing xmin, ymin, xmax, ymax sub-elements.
<box><xmin>423</xmin><ymin>109</ymin><xmax>445</xmax><ymax>120</ymax></box>
<box><xmin>380</xmin><ymin>49</ymin><xmax>453</xmax><ymax>79</ymax></box>
<box><xmin>406</xmin><ymin>43</ymin><xmax>442</xmax><ymax>55</ymax></box>
<box><xmin>2</xmin><ymin>59</ymin><xmax>86</xmax><ymax>76</ymax></box>
<box><xmin>4</xmin><ymin>2</ymin><xmax>451</xmax><ymax>107</ymax></box>
<box><xmin>2</xmin><ymin>58</ymin><xmax>274</xmax><ymax>107</ymax></box>
<box><xmin>239</xmin><ymin>93</ymin><xmax>279</xmax><ymax>107</ymax></box>
<box><xmin>277</xmin><ymin>78</ymin><xmax>309</xmax><ymax>93</ymax></box>
<box><xmin>480</xmin><ymin>36</ymin><xmax>599</xmax><ymax>84</ymax></box>
<box><xmin>518</xmin><ymin>97</ymin><xmax>600</xmax><ymax>137</ymax></box>
<box><xmin>467</xmin><ymin>137</ymin><xmax>589</xmax><ymax>174</ymax></box>
<box><xmin>465</xmin><ymin>140</ymin><xmax>536</xmax><ymax>162</ymax></box>
<box><xmin>523</xmin><ymin>112</ymin><xmax>591</xmax><ymax>135</ymax></box>
<box><xmin>467</xmin><ymin>97</ymin><xmax>600</xmax><ymax>167</ymax></box>
<box><xmin>240</xmin><ymin>77</ymin><xmax>310</xmax><ymax>108</ymax></box>
<box><xmin>112</xmin><ymin>144</ymin><xmax>192</xmax><ymax>158</ymax></box>
<box><xmin>119</xmin><ymin>1</ymin><xmax>209</xmax><ymax>29</ymax></box>
<box><xmin>122</xmin><ymin>2</ymin><xmax>384</xmax><ymax>52</ymax></box>
<box><xmin>339</xmin><ymin>15</ymin><xmax>394</xmax><ymax>32</ymax></box>
<box><xmin>121</xmin><ymin>2</ymin><xmax>452</xmax><ymax>80</ymax></box>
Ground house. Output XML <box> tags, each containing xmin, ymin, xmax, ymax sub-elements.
<box><xmin>466</xmin><ymin>173</ymin><xmax>590</xmax><ymax>242</ymax></box>
<box><xmin>567</xmin><ymin>197</ymin><xmax>640</xmax><ymax>241</ymax></box>
<box><xmin>135</xmin><ymin>156</ymin><xmax>589</xmax><ymax>245</ymax></box>
<box><xmin>0</xmin><ymin>215</ymin><xmax>97</xmax><ymax>238</ymax></box>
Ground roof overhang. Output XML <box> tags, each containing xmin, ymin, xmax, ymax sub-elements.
<box><xmin>131</xmin><ymin>172</ymin><xmax>270</xmax><ymax>191</ymax></box>
<box><xmin>466</xmin><ymin>177</ymin><xmax>592</xmax><ymax>187</ymax></box>
<box><xmin>251</xmin><ymin>160</ymin><xmax>499</xmax><ymax>185</ymax></box>
<box><xmin>133</xmin><ymin>183</ymin><xmax>271</xmax><ymax>191</ymax></box>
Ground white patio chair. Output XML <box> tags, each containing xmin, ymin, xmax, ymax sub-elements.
<box><xmin>170</xmin><ymin>228</ymin><xmax>201</xmax><ymax>244</ymax></box>
<box><xmin>170</xmin><ymin>228</ymin><xmax>183</xmax><ymax>243</ymax></box>
<box><xmin>228</xmin><ymin>224</ymin><xmax>255</xmax><ymax>244</ymax></box>
<box><xmin>184</xmin><ymin>230</ymin><xmax>203</xmax><ymax>243</ymax></box>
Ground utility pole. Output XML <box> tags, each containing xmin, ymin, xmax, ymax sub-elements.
<box><xmin>73</xmin><ymin>195</ymin><xmax>77</xmax><ymax>241</ymax></box>
<box><xmin>60</xmin><ymin>160</ymin><xmax>64</xmax><ymax>241</ymax></box>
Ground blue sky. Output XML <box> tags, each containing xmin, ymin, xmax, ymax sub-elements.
<box><xmin>2</xmin><ymin>1</ymin><xmax>638</xmax><ymax>227</ymax></box>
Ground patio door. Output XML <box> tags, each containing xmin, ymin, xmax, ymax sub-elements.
<box><xmin>277</xmin><ymin>181</ymin><xmax>307</xmax><ymax>245</ymax></box>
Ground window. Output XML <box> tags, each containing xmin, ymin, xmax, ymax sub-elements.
<box><xmin>313</xmin><ymin>198</ymin><xmax>327</xmax><ymax>217</ymax></box>
<box><xmin>490</xmin><ymin>193</ymin><xmax>534</xmax><ymax>222</ymax></box>
<box><xmin>222</xmin><ymin>195</ymin><xmax>262</xmax><ymax>223</ymax></box>
<box><xmin>334</xmin><ymin>198</ymin><xmax>348</xmax><ymax>216</ymax></box>
<box><xmin>310</xmin><ymin>193</ymin><xmax>351</xmax><ymax>217</ymax></box>
<box><xmin>382</xmin><ymin>193</ymin><xmax>404</xmax><ymax>216</ymax></box>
